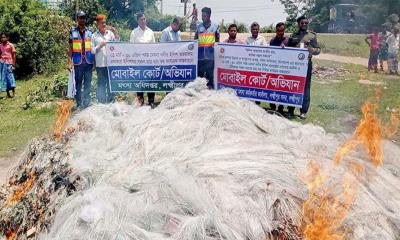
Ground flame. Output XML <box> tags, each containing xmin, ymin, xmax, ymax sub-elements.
<box><xmin>6</xmin><ymin>172</ymin><xmax>37</xmax><ymax>205</ymax></box>
<box><xmin>6</xmin><ymin>229</ymin><xmax>16</xmax><ymax>240</ymax></box>
<box><xmin>302</xmin><ymin>161</ymin><xmax>358</xmax><ymax>240</ymax></box>
<box><xmin>334</xmin><ymin>103</ymin><xmax>383</xmax><ymax>167</ymax></box>
<box><xmin>302</xmin><ymin>100</ymin><xmax>393</xmax><ymax>240</ymax></box>
<box><xmin>53</xmin><ymin>100</ymin><xmax>74</xmax><ymax>139</ymax></box>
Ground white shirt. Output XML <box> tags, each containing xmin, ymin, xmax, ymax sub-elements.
<box><xmin>246</xmin><ymin>35</ymin><xmax>267</xmax><ymax>46</ymax></box>
<box><xmin>91</xmin><ymin>30</ymin><xmax>118</xmax><ymax>67</ymax></box>
<box><xmin>129</xmin><ymin>26</ymin><xmax>155</xmax><ymax>43</ymax></box>
<box><xmin>386</xmin><ymin>33</ymin><xmax>400</xmax><ymax>54</ymax></box>
<box><xmin>160</xmin><ymin>26</ymin><xmax>181</xmax><ymax>42</ymax></box>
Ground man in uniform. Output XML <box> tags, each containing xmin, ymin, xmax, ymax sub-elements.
<box><xmin>195</xmin><ymin>7</ymin><xmax>220</xmax><ymax>89</ymax></box>
<box><xmin>68</xmin><ymin>11</ymin><xmax>94</xmax><ymax>109</ymax></box>
<box><xmin>287</xmin><ymin>16</ymin><xmax>320</xmax><ymax>120</ymax></box>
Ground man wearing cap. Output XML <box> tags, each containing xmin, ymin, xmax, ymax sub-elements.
<box><xmin>287</xmin><ymin>16</ymin><xmax>320</xmax><ymax>120</ymax></box>
<box><xmin>68</xmin><ymin>11</ymin><xmax>94</xmax><ymax>109</ymax></box>
<box><xmin>194</xmin><ymin>7</ymin><xmax>220</xmax><ymax>89</ymax></box>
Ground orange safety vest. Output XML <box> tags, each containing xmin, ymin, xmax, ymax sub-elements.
<box><xmin>71</xmin><ymin>27</ymin><xmax>94</xmax><ymax>65</ymax></box>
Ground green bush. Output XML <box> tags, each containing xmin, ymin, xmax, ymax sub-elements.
<box><xmin>0</xmin><ymin>0</ymin><xmax>73</xmax><ymax>77</ymax></box>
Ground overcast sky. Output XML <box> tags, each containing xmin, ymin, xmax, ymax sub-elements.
<box><xmin>161</xmin><ymin>0</ymin><xmax>287</xmax><ymax>27</ymax></box>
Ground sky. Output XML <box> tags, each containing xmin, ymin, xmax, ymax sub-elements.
<box><xmin>161</xmin><ymin>0</ymin><xmax>287</xmax><ymax>27</ymax></box>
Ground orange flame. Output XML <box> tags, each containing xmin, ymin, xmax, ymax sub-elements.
<box><xmin>302</xmin><ymin>161</ymin><xmax>358</xmax><ymax>240</ymax></box>
<box><xmin>53</xmin><ymin>100</ymin><xmax>74</xmax><ymax>139</ymax></box>
<box><xmin>6</xmin><ymin>172</ymin><xmax>37</xmax><ymax>205</ymax></box>
<box><xmin>302</xmin><ymin>100</ymin><xmax>392</xmax><ymax>240</ymax></box>
<box><xmin>6</xmin><ymin>229</ymin><xmax>16</xmax><ymax>240</ymax></box>
<box><xmin>334</xmin><ymin>103</ymin><xmax>383</xmax><ymax>167</ymax></box>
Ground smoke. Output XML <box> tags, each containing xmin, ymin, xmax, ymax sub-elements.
<box><xmin>35</xmin><ymin>79</ymin><xmax>400</xmax><ymax>239</ymax></box>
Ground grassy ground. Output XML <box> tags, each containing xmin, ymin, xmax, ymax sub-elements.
<box><xmin>294</xmin><ymin>59</ymin><xmax>400</xmax><ymax>142</ymax></box>
<box><xmin>0</xmin><ymin>76</ymin><xmax>57</xmax><ymax>157</ymax></box>
<box><xmin>318</xmin><ymin>34</ymin><xmax>370</xmax><ymax>58</ymax></box>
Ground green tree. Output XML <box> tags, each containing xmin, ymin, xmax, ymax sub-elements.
<box><xmin>0</xmin><ymin>0</ymin><xmax>72</xmax><ymax>77</ymax></box>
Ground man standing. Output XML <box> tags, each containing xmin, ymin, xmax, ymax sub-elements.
<box><xmin>195</xmin><ymin>7</ymin><xmax>220</xmax><ymax>89</ymax></box>
<box><xmin>269</xmin><ymin>22</ymin><xmax>289</xmax><ymax>114</ymax></box>
<box><xmin>386</xmin><ymin>27</ymin><xmax>399</xmax><ymax>75</ymax></box>
<box><xmin>91</xmin><ymin>14</ymin><xmax>119</xmax><ymax>104</ymax></box>
<box><xmin>130</xmin><ymin>13</ymin><xmax>156</xmax><ymax>107</ymax></box>
<box><xmin>246</xmin><ymin>22</ymin><xmax>267</xmax><ymax>46</ymax></box>
<box><xmin>68</xmin><ymin>11</ymin><xmax>94</xmax><ymax>109</ymax></box>
<box><xmin>223</xmin><ymin>24</ymin><xmax>243</xmax><ymax>44</ymax></box>
<box><xmin>287</xmin><ymin>16</ymin><xmax>320</xmax><ymax>120</ymax></box>
<box><xmin>190</xmin><ymin>3</ymin><xmax>198</xmax><ymax>30</ymax></box>
<box><xmin>160</xmin><ymin>17</ymin><xmax>181</xmax><ymax>43</ymax></box>
<box><xmin>0</xmin><ymin>33</ymin><xmax>16</xmax><ymax>98</ymax></box>
<box><xmin>246</xmin><ymin>22</ymin><xmax>267</xmax><ymax>105</ymax></box>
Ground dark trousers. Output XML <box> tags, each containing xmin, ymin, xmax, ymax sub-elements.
<box><xmin>270</xmin><ymin>104</ymin><xmax>284</xmax><ymax>112</ymax></box>
<box><xmin>75</xmin><ymin>62</ymin><xmax>93</xmax><ymax>108</ymax></box>
<box><xmin>137</xmin><ymin>92</ymin><xmax>155</xmax><ymax>103</ymax></box>
<box><xmin>198</xmin><ymin>59</ymin><xmax>215</xmax><ymax>89</ymax></box>
<box><xmin>96</xmin><ymin>67</ymin><xmax>113</xmax><ymax>104</ymax></box>
<box><xmin>288</xmin><ymin>61</ymin><xmax>312</xmax><ymax>114</ymax></box>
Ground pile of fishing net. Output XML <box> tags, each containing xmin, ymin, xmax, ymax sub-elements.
<box><xmin>1</xmin><ymin>79</ymin><xmax>400</xmax><ymax>239</ymax></box>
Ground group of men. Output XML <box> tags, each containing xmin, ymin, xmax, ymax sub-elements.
<box><xmin>68</xmin><ymin>7</ymin><xmax>320</xmax><ymax>119</ymax></box>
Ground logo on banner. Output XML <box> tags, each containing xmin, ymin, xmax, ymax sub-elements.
<box><xmin>109</xmin><ymin>46</ymin><xmax>115</xmax><ymax>52</ymax></box>
<box><xmin>298</xmin><ymin>53</ymin><xmax>306</xmax><ymax>60</ymax></box>
<box><xmin>220</xmin><ymin>48</ymin><xmax>225</xmax><ymax>54</ymax></box>
<box><xmin>188</xmin><ymin>43</ymin><xmax>194</xmax><ymax>51</ymax></box>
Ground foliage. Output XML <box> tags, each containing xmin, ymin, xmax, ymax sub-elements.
<box><xmin>0</xmin><ymin>0</ymin><xmax>73</xmax><ymax>77</ymax></box>
<box><xmin>277</xmin><ymin>0</ymin><xmax>400</xmax><ymax>32</ymax></box>
<box><xmin>219</xmin><ymin>20</ymin><xmax>249</xmax><ymax>33</ymax></box>
<box><xmin>60</xmin><ymin>0</ymin><xmax>106</xmax><ymax>24</ymax></box>
<box><xmin>260</xmin><ymin>24</ymin><xmax>275</xmax><ymax>33</ymax></box>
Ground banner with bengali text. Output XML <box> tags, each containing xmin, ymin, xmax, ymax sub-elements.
<box><xmin>214</xmin><ymin>43</ymin><xmax>309</xmax><ymax>107</ymax></box>
<box><xmin>107</xmin><ymin>41</ymin><xmax>198</xmax><ymax>92</ymax></box>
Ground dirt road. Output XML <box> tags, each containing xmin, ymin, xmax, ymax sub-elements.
<box><xmin>316</xmin><ymin>53</ymin><xmax>368</xmax><ymax>66</ymax></box>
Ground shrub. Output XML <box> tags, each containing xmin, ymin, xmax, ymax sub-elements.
<box><xmin>0</xmin><ymin>0</ymin><xmax>73</xmax><ymax>77</ymax></box>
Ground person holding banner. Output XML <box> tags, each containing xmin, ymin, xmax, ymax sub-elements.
<box><xmin>246</xmin><ymin>22</ymin><xmax>267</xmax><ymax>46</ymax></box>
<box><xmin>287</xmin><ymin>16</ymin><xmax>320</xmax><ymax>120</ymax></box>
<box><xmin>269</xmin><ymin>22</ymin><xmax>289</xmax><ymax>114</ymax></box>
<box><xmin>91</xmin><ymin>14</ymin><xmax>119</xmax><ymax>104</ymax></box>
<box><xmin>223</xmin><ymin>24</ymin><xmax>243</xmax><ymax>44</ymax></box>
<box><xmin>160</xmin><ymin>17</ymin><xmax>182</xmax><ymax>43</ymax></box>
<box><xmin>246</xmin><ymin>22</ymin><xmax>267</xmax><ymax>106</ymax></box>
<box><xmin>195</xmin><ymin>7</ymin><xmax>220</xmax><ymax>89</ymax></box>
<box><xmin>68</xmin><ymin>11</ymin><xmax>95</xmax><ymax>109</ymax></box>
<box><xmin>130</xmin><ymin>13</ymin><xmax>156</xmax><ymax>107</ymax></box>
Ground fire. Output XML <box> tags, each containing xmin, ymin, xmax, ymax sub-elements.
<box><xmin>53</xmin><ymin>99</ymin><xmax>74</xmax><ymax>139</ymax></box>
<box><xmin>6</xmin><ymin>172</ymin><xmax>37</xmax><ymax>205</ymax></box>
<box><xmin>302</xmin><ymin>100</ymin><xmax>393</xmax><ymax>240</ymax></box>
<box><xmin>334</xmin><ymin>103</ymin><xmax>383</xmax><ymax>167</ymax></box>
<box><xmin>302</xmin><ymin>161</ymin><xmax>358</xmax><ymax>240</ymax></box>
<box><xmin>6</xmin><ymin>229</ymin><xmax>16</xmax><ymax>240</ymax></box>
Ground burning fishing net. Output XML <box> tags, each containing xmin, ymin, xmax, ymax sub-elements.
<box><xmin>1</xmin><ymin>79</ymin><xmax>400</xmax><ymax>239</ymax></box>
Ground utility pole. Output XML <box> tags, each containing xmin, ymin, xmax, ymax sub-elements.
<box><xmin>160</xmin><ymin>0</ymin><xmax>163</xmax><ymax>15</ymax></box>
<box><xmin>184</xmin><ymin>0</ymin><xmax>188</xmax><ymax>16</ymax></box>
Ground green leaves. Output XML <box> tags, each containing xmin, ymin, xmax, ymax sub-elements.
<box><xmin>0</xmin><ymin>0</ymin><xmax>73</xmax><ymax>77</ymax></box>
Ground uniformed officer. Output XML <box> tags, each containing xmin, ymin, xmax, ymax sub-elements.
<box><xmin>287</xmin><ymin>16</ymin><xmax>320</xmax><ymax>120</ymax></box>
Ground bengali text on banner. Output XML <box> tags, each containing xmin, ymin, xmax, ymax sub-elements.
<box><xmin>214</xmin><ymin>43</ymin><xmax>309</xmax><ymax>107</ymax></box>
<box><xmin>107</xmin><ymin>41</ymin><xmax>198</xmax><ymax>92</ymax></box>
